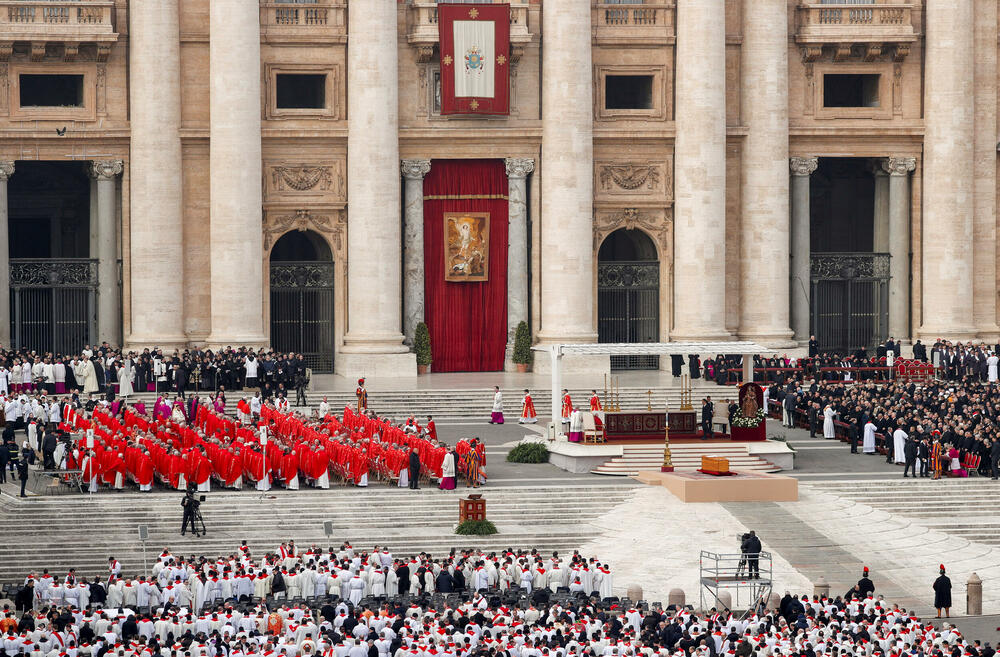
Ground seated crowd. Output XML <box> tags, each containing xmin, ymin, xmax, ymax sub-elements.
<box><xmin>1</xmin><ymin>542</ymin><xmax>992</xmax><ymax>657</ymax></box>
<box><xmin>4</xmin><ymin>392</ymin><xmax>487</xmax><ymax>494</ymax></box>
<box><xmin>699</xmin><ymin>339</ymin><xmax>1000</xmax><ymax>387</ymax></box>
<box><xmin>765</xmin><ymin>379</ymin><xmax>1000</xmax><ymax>479</ymax></box>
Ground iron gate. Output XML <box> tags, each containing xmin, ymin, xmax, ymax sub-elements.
<box><xmin>598</xmin><ymin>261</ymin><xmax>660</xmax><ymax>369</ymax></box>
<box><xmin>810</xmin><ymin>253</ymin><xmax>889</xmax><ymax>355</ymax></box>
<box><xmin>270</xmin><ymin>261</ymin><xmax>334</xmax><ymax>371</ymax></box>
<box><xmin>10</xmin><ymin>259</ymin><xmax>98</xmax><ymax>354</ymax></box>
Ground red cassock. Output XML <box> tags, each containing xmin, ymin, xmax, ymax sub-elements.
<box><xmin>590</xmin><ymin>395</ymin><xmax>602</xmax><ymax>412</ymax></box>
<box><xmin>562</xmin><ymin>394</ymin><xmax>573</xmax><ymax>418</ymax></box>
<box><xmin>280</xmin><ymin>452</ymin><xmax>298</xmax><ymax>485</ymax></box>
<box><xmin>308</xmin><ymin>447</ymin><xmax>329</xmax><ymax>480</ymax></box>
<box><xmin>134</xmin><ymin>453</ymin><xmax>154</xmax><ymax>487</ymax></box>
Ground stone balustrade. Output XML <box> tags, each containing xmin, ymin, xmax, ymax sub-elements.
<box><xmin>260</xmin><ymin>2</ymin><xmax>346</xmax><ymax>43</ymax></box>
<box><xmin>593</xmin><ymin>3</ymin><xmax>675</xmax><ymax>46</ymax></box>
<box><xmin>0</xmin><ymin>1</ymin><xmax>116</xmax><ymax>43</ymax></box>
<box><xmin>407</xmin><ymin>1</ymin><xmax>532</xmax><ymax>61</ymax></box>
<box><xmin>796</xmin><ymin>2</ymin><xmax>916</xmax><ymax>57</ymax></box>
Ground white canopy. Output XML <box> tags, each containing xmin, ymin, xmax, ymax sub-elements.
<box><xmin>532</xmin><ymin>342</ymin><xmax>776</xmax><ymax>433</ymax></box>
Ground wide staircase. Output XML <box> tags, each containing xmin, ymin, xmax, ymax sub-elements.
<box><xmin>0</xmin><ymin>483</ymin><xmax>636</xmax><ymax>584</ymax></box>
<box><xmin>809</xmin><ymin>479</ymin><xmax>1000</xmax><ymax>546</ymax></box>
<box><xmin>591</xmin><ymin>443</ymin><xmax>778</xmax><ymax>476</ymax></box>
<box><xmin>126</xmin><ymin>382</ymin><xmax>730</xmax><ymax>423</ymax></box>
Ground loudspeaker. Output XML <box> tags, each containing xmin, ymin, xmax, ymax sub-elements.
<box><xmin>138</xmin><ymin>524</ymin><xmax>149</xmax><ymax>541</ymax></box>
<box><xmin>323</xmin><ymin>521</ymin><xmax>334</xmax><ymax>537</ymax></box>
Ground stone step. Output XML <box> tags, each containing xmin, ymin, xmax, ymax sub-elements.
<box><xmin>0</xmin><ymin>483</ymin><xmax>636</xmax><ymax>584</ymax></box>
<box><xmin>122</xmin><ymin>385</ymin><xmax>726</xmax><ymax>421</ymax></box>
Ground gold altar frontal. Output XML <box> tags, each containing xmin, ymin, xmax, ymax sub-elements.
<box><xmin>634</xmin><ymin>470</ymin><xmax>799</xmax><ymax>503</ymax></box>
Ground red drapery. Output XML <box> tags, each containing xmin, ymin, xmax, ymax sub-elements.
<box><xmin>423</xmin><ymin>159</ymin><xmax>508</xmax><ymax>372</ymax></box>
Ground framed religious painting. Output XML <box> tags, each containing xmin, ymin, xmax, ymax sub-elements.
<box><xmin>444</xmin><ymin>212</ymin><xmax>490</xmax><ymax>282</ymax></box>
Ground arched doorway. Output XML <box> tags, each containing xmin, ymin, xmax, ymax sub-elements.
<box><xmin>598</xmin><ymin>228</ymin><xmax>660</xmax><ymax>369</ymax></box>
<box><xmin>269</xmin><ymin>230</ymin><xmax>335</xmax><ymax>371</ymax></box>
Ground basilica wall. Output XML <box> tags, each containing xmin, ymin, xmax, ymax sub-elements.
<box><xmin>1</xmin><ymin>0</ymin><xmax>1000</xmax><ymax>364</ymax></box>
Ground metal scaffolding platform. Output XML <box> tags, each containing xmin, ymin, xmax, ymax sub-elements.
<box><xmin>699</xmin><ymin>549</ymin><xmax>773</xmax><ymax>614</ymax></box>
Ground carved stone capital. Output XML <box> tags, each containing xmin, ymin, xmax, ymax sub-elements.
<box><xmin>789</xmin><ymin>157</ymin><xmax>819</xmax><ymax>177</ymax></box>
<box><xmin>0</xmin><ymin>161</ymin><xmax>13</xmax><ymax>182</ymax></box>
<box><xmin>504</xmin><ymin>157</ymin><xmax>534</xmax><ymax>179</ymax></box>
<box><xmin>90</xmin><ymin>159</ymin><xmax>123</xmax><ymax>180</ymax></box>
<box><xmin>400</xmin><ymin>159</ymin><xmax>432</xmax><ymax>180</ymax></box>
<box><xmin>881</xmin><ymin>157</ymin><xmax>916</xmax><ymax>177</ymax></box>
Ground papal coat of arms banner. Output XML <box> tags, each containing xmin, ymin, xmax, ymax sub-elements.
<box><xmin>438</xmin><ymin>3</ymin><xmax>510</xmax><ymax>115</ymax></box>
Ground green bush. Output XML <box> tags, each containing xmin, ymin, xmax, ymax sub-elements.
<box><xmin>455</xmin><ymin>519</ymin><xmax>498</xmax><ymax>535</ymax></box>
<box><xmin>414</xmin><ymin>322</ymin><xmax>432</xmax><ymax>366</ymax></box>
<box><xmin>512</xmin><ymin>321</ymin><xmax>533</xmax><ymax>365</ymax></box>
<box><xmin>506</xmin><ymin>442</ymin><xmax>549</xmax><ymax>463</ymax></box>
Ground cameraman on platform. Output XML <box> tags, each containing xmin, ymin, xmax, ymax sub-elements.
<box><xmin>741</xmin><ymin>530</ymin><xmax>762</xmax><ymax>579</ymax></box>
<box><xmin>181</xmin><ymin>484</ymin><xmax>202</xmax><ymax>537</ymax></box>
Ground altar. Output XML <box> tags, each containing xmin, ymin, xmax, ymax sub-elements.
<box><xmin>604</xmin><ymin>410</ymin><xmax>699</xmax><ymax>441</ymax></box>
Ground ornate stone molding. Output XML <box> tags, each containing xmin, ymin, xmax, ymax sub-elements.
<box><xmin>272</xmin><ymin>165</ymin><xmax>333</xmax><ymax>192</ymax></box>
<box><xmin>264</xmin><ymin>209</ymin><xmax>345</xmax><ymax>253</ymax></box>
<box><xmin>881</xmin><ymin>157</ymin><xmax>916</xmax><ymax>177</ymax></box>
<box><xmin>90</xmin><ymin>159</ymin><xmax>123</xmax><ymax>180</ymax></box>
<box><xmin>400</xmin><ymin>159</ymin><xmax>432</xmax><ymax>180</ymax></box>
<box><xmin>599</xmin><ymin>164</ymin><xmax>660</xmax><ymax>191</ymax></box>
<box><xmin>0</xmin><ymin>161</ymin><xmax>13</xmax><ymax>182</ymax></box>
<box><xmin>789</xmin><ymin>157</ymin><xmax>819</xmax><ymax>177</ymax></box>
<box><xmin>504</xmin><ymin>157</ymin><xmax>534</xmax><ymax>179</ymax></box>
<box><xmin>593</xmin><ymin>207</ymin><xmax>672</xmax><ymax>252</ymax></box>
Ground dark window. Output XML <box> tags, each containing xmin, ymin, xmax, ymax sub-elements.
<box><xmin>275</xmin><ymin>74</ymin><xmax>326</xmax><ymax>109</ymax></box>
<box><xmin>19</xmin><ymin>74</ymin><xmax>84</xmax><ymax>107</ymax></box>
<box><xmin>823</xmin><ymin>74</ymin><xmax>880</xmax><ymax>108</ymax></box>
<box><xmin>605</xmin><ymin>75</ymin><xmax>654</xmax><ymax>110</ymax></box>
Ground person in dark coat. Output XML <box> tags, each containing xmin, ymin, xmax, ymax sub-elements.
<box><xmin>934</xmin><ymin>565</ymin><xmax>952</xmax><ymax>618</ymax></box>
<box><xmin>15</xmin><ymin>580</ymin><xmax>34</xmax><ymax>611</ymax></box>
<box><xmin>857</xmin><ymin>567</ymin><xmax>875</xmax><ymax>597</ymax></box>
<box><xmin>396</xmin><ymin>562</ymin><xmax>410</xmax><ymax>595</ymax></box>
<box><xmin>17</xmin><ymin>455</ymin><xmax>28</xmax><ymax>497</ymax></box>
<box><xmin>408</xmin><ymin>447</ymin><xmax>421</xmax><ymax>490</ymax></box>
<box><xmin>436</xmin><ymin>569</ymin><xmax>454</xmax><ymax>593</ymax></box>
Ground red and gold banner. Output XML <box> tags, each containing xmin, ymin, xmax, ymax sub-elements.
<box><xmin>438</xmin><ymin>3</ymin><xmax>510</xmax><ymax>115</ymax></box>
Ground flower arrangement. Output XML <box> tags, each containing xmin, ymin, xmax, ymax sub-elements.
<box><xmin>731</xmin><ymin>406</ymin><xmax>766</xmax><ymax>429</ymax></box>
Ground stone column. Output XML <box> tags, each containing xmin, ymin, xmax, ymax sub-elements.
<box><xmin>974</xmin><ymin>0</ymin><xmax>999</xmax><ymax>339</ymax></box>
<box><xmin>337</xmin><ymin>0</ymin><xmax>414</xmax><ymax>376</ymax></box>
<box><xmin>789</xmin><ymin>157</ymin><xmax>818</xmax><ymax>343</ymax></box>
<box><xmin>505</xmin><ymin>157</ymin><xmax>534</xmax><ymax>369</ymax></box>
<box><xmin>207</xmin><ymin>0</ymin><xmax>266</xmax><ymax>347</ymax></box>
<box><xmin>882</xmin><ymin>157</ymin><xmax>915</xmax><ymax>341</ymax></box>
<box><xmin>738</xmin><ymin>0</ymin><xmax>793</xmax><ymax>346</ymax></box>
<box><xmin>91</xmin><ymin>160</ymin><xmax>123</xmax><ymax>347</ymax></box>
<box><xmin>871</xmin><ymin>164</ymin><xmax>890</xmax><ymax>253</ymax></box>
<box><xmin>672</xmin><ymin>0</ymin><xmax>730</xmax><ymax>341</ymax></box>
<box><xmin>128</xmin><ymin>0</ymin><xmax>186</xmax><ymax>347</ymax></box>
<box><xmin>0</xmin><ymin>161</ymin><xmax>11</xmax><ymax>349</ymax></box>
<box><xmin>920</xmin><ymin>0</ymin><xmax>975</xmax><ymax>339</ymax></box>
<box><xmin>535</xmin><ymin>0</ymin><xmax>600</xmax><ymax>373</ymax></box>
<box><xmin>401</xmin><ymin>159</ymin><xmax>431</xmax><ymax>346</ymax></box>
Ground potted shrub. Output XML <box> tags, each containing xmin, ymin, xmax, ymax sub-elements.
<box><xmin>512</xmin><ymin>321</ymin><xmax>532</xmax><ymax>373</ymax></box>
<box><xmin>414</xmin><ymin>322</ymin><xmax>432</xmax><ymax>374</ymax></box>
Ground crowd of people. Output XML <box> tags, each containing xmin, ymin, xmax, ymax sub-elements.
<box><xmin>694</xmin><ymin>339</ymin><xmax>1000</xmax><ymax>387</ymax></box>
<box><xmin>766</xmin><ymin>378</ymin><xmax>1000</xmax><ymax>479</ymax></box>
<box><xmin>0</xmin><ymin>342</ymin><xmax>490</xmax><ymax>496</ymax></box>
<box><xmin>0</xmin><ymin>344</ymin><xmax>312</xmax><ymax>403</ymax></box>
<box><xmin>1</xmin><ymin>542</ymin><xmax>992</xmax><ymax>657</ymax></box>
<box><xmin>3</xmin><ymin>395</ymin><xmax>488</xmax><ymax>496</ymax></box>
